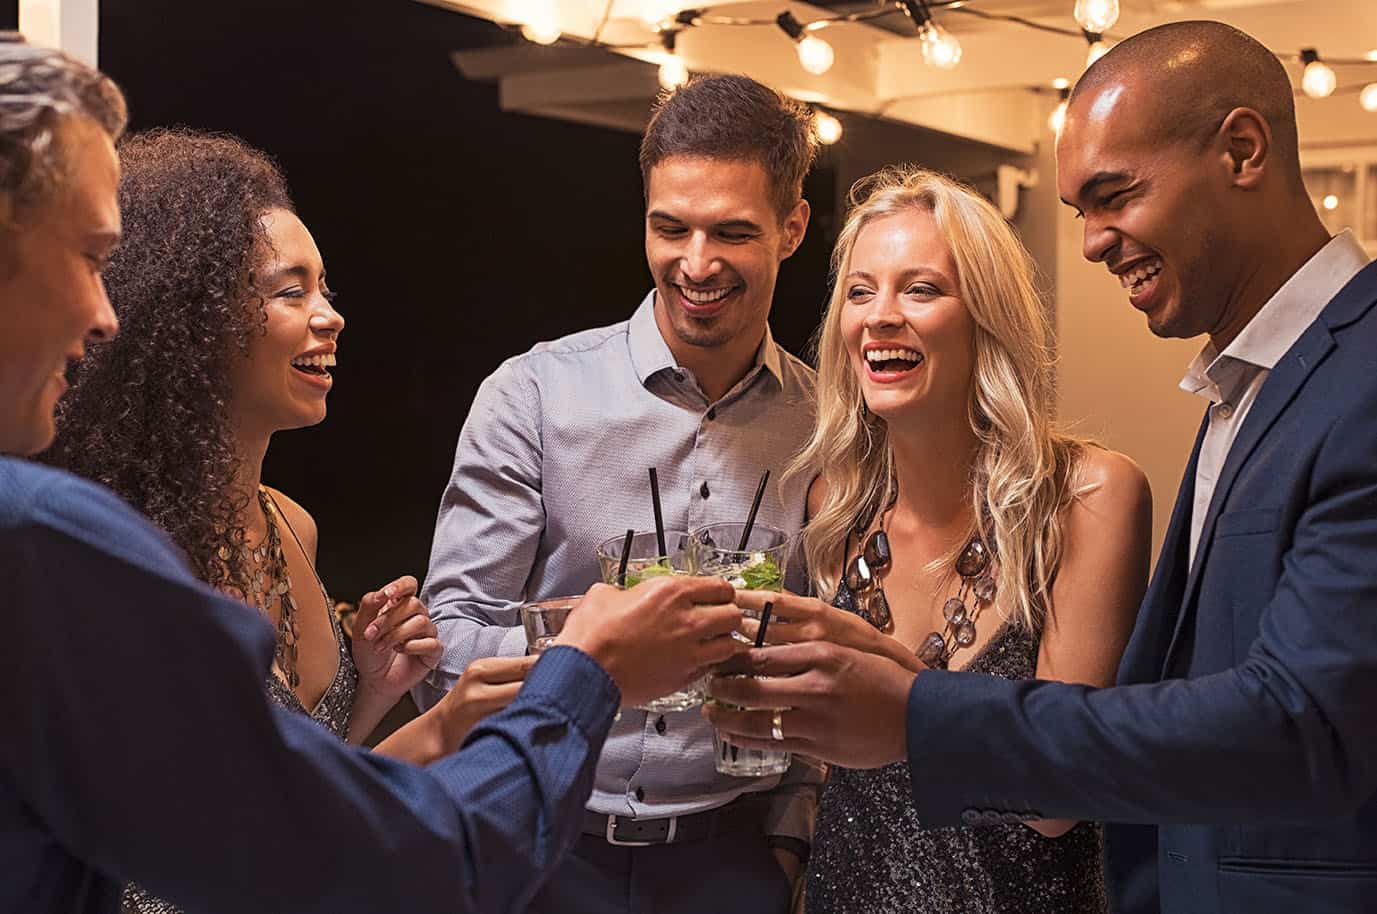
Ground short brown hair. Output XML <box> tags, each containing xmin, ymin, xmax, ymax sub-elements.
<box><xmin>0</xmin><ymin>34</ymin><xmax>127</xmax><ymax>229</ymax></box>
<box><xmin>639</xmin><ymin>74</ymin><xmax>818</xmax><ymax>220</ymax></box>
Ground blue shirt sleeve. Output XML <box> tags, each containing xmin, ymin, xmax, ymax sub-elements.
<box><xmin>0</xmin><ymin>463</ymin><xmax>618</xmax><ymax>914</ymax></box>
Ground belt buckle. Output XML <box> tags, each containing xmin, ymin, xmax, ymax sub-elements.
<box><xmin>605</xmin><ymin>813</ymin><xmax>677</xmax><ymax>847</ymax></box>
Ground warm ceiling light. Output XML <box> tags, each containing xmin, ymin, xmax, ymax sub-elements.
<box><xmin>814</xmin><ymin>110</ymin><xmax>843</xmax><ymax>145</ymax></box>
<box><xmin>1073</xmin><ymin>0</ymin><xmax>1119</xmax><ymax>35</ymax></box>
<box><xmin>1322</xmin><ymin>194</ymin><xmax>1339</xmax><ymax>211</ymax></box>
<box><xmin>1300</xmin><ymin>49</ymin><xmax>1337</xmax><ymax>99</ymax></box>
<box><xmin>777</xmin><ymin>12</ymin><xmax>835</xmax><ymax>76</ymax></box>
<box><xmin>1361</xmin><ymin>83</ymin><xmax>1377</xmax><ymax>113</ymax></box>
<box><xmin>1052</xmin><ymin>77</ymin><xmax>1071</xmax><ymax>90</ymax></box>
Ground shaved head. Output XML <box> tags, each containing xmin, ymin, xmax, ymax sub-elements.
<box><xmin>1073</xmin><ymin>21</ymin><xmax>1300</xmax><ymax>189</ymax></box>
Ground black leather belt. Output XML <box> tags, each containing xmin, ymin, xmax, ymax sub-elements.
<box><xmin>582</xmin><ymin>795</ymin><xmax>771</xmax><ymax>846</ymax></box>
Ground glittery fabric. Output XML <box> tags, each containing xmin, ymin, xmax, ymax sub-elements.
<box><xmin>121</xmin><ymin>570</ymin><xmax>356</xmax><ymax>914</ymax></box>
<box><xmin>805</xmin><ymin>581</ymin><xmax>1107</xmax><ymax>914</ymax></box>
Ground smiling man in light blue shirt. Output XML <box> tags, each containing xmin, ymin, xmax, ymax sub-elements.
<box><xmin>416</xmin><ymin>75</ymin><xmax>822</xmax><ymax>914</ymax></box>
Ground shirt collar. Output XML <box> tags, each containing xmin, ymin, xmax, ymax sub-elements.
<box><xmin>1179</xmin><ymin>230</ymin><xmax>1370</xmax><ymax>403</ymax></box>
<box><xmin>627</xmin><ymin>289</ymin><xmax>784</xmax><ymax>388</ymax></box>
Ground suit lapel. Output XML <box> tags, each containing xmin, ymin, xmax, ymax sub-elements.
<box><xmin>1160</xmin><ymin>319</ymin><xmax>1345</xmax><ymax>672</ymax></box>
<box><xmin>1117</xmin><ymin>414</ymin><xmax>1205</xmax><ymax>686</ymax></box>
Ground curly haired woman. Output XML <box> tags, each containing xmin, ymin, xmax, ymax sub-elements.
<box><xmin>47</xmin><ymin>129</ymin><xmax>533</xmax><ymax>914</ymax></box>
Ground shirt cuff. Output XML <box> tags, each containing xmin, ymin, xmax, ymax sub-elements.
<box><xmin>520</xmin><ymin>645</ymin><xmax>622</xmax><ymax>738</ymax></box>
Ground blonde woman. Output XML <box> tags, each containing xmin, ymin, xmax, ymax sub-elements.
<box><xmin>735</xmin><ymin>167</ymin><xmax>1151</xmax><ymax>913</ymax></box>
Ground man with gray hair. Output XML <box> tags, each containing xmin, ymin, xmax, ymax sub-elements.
<box><xmin>0</xmin><ymin>37</ymin><xmax>743</xmax><ymax>914</ymax></box>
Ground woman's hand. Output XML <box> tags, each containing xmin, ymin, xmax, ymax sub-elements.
<box><xmin>735</xmin><ymin>590</ymin><xmax>922</xmax><ymax>673</ymax></box>
<box><xmin>433</xmin><ymin>655</ymin><xmax>539</xmax><ymax>750</ymax></box>
<box><xmin>351</xmin><ymin>575</ymin><xmax>443</xmax><ymax>702</ymax></box>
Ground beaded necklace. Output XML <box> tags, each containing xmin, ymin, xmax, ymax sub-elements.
<box><xmin>844</xmin><ymin>491</ymin><xmax>998</xmax><ymax>670</ymax></box>
<box><xmin>240</xmin><ymin>488</ymin><xmax>301</xmax><ymax>688</ymax></box>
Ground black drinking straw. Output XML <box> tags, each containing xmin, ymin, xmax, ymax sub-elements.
<box><xmin>737</xmin><ymin>469</ymin><xmax>771</xmax><ymax>551</ymax></box>
<box><xmin>753</xmin><ymin>601</ymin><xmax>775</xmax><ymax>648</ymax></box>
<box><xmin>617</xmin><ymin>528</ymin><xmax>635</xmax><ymax>587</ymax></box>
<box><xmin>648</xmin><ymin>468</ymin><xmax>668</xmax><ymax>556</ymax></box>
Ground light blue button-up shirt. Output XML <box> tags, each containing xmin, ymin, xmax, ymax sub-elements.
<box><xmin>415</xmin><ymin>290</ymin><xmax>822</xmax><ymax>842</ymax></box>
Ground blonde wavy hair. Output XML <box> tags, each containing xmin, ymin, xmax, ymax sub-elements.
<box><xmin>788</xmin><ymin>166</ymin><xmax>1086</xmax><ymax>632</ymax></box>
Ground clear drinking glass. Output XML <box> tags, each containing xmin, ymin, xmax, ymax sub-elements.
<box><xmin>705</xmin><ymin>661</ymin><xmax>791</xmax><ymax>777</ymax></box>
<box><xmin>693</xmin><ymin>522</ymin><xmax>791</xmax><ymax>775</ymax></box>
<box><xmin>594</xmin><ymin>530</ymin><xmax>701</xmax><ymax>712</ymax></box>
<box><xmin>518</xmin><ymin>595</ymin><xmax>581</xmax><ymax>654</ymax></box>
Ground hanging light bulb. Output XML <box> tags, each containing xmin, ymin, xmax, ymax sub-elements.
<box><xmin>657</xmin><ymin>30</ymin><xmax>689</xmax><ymax>90</ymax></box>
<box><xmin>1085</xmin><ymin>38</ymin><xmax>1111</xmax><ymax>69</ymax></box>
<box><xmin>1049</xmin><ymin>87</ymin><xmax>1070</xmax><ymax>133</ymax></box>
<box><xmin>798</xmin><ymin>34</ymin><xmax>835</xmax><ymax>75</ymax></box>
<box><xmin>814</xmin><ymin>110</ymin><xmax>843</xmax><ymax>145</ymax></box>
<box><xmin>1300</xmin><ymin>49</ymin><xmax>1336</xmax><ymax>99</ymax></box>
<box><xmin>658</xmin><ymin>56</ymin><xmax>689</xmax><ymax>89</ymax></box>
<box><xmin>899</xmin><ymin>1</ymin><xmax>962</xmax><ymax>70</ymax></box>
<box><xmin>1073</xmin><ymin>0</ymin><xmax>1119</xmax><ymax>35</ymax></box>
<box><xmin>1052</xmin><ymin>76</ymin><xmax>1071</xmax><ymax>90</ymax></box>
<box><xmin>776</xmin><ymin>12</ymin><xmax>834</xmax><ymax>76</ymax></box>
<box><xmin>1361</xmin><ymin>83</ymin><xmax>1377</xmax><ymax>113</ymax></box>
<box><xmin>517</xmin><ymin>0</ymin><xmax>562</xmax><ymax>46</ymax></box>
<box><xmin>920</xmin><ymin>23</ymin><xmax>963</xmax><ymax>69</ymax></box>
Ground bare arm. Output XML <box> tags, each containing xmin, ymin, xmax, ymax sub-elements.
<box><xmin>1025</xmin><ymin>447</ymin><xmax>1151</xmax><ymax>838</ymax></box>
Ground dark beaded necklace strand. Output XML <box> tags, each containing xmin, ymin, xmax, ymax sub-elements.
<box><xmin>845</xmin><ymin>494</ymin><xmax>998</xmax><ymax>670</ymax></box>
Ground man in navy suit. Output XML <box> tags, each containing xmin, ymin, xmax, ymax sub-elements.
<box><xmin>708</xmin><ymin>21</ymin><xmax>1377</xmax><ymax>914</ymax></box>
<box><xmin>0</xmin><ymin>38</ymin><xmax>743</xmax><ymax>914</ymax></box>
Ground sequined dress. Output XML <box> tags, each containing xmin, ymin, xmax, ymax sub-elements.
<box><xmin>805</xmin><ymin>580</ymin><xmax>1106</xmax><ymax>914</ymax></box>
<box><xmin>121</xmin><ymin>505</ymin><xmax>358</xmax><ymax>914</ymax></box>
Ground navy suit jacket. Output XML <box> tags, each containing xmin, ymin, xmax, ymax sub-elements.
<box><xmin>0</xmin><ymin>458</ymin><xmax>619</xmax><ymax>914</ymax></box>
<box><xmin>906</xmin><ymin>261</ymin><xmax>1377</xmax><ymax>914</ymax></box>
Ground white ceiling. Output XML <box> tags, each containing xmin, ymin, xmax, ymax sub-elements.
<box><xmin>422</xmin><ymin>0</ymin><xmax>1377</xmax><ymax>152</ymax></box>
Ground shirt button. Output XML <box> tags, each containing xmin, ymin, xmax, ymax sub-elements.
<box><xmin>672</xmin><ymin>371</ymin><xmax>685</xmax><ymax>382</ymax></box>
<box><xmin>1217</xmin><ymin>402</ymin><xmax>1234</xmax><ymax>419</ymax></box>
<box><xmin>706</xmin><ymin>407</ymin><xmax>717</xmax><ymax>421</ymax></box>
<box><xmin>700</xmin><ymin>481</ymin><xmax>710</xmax><ymax>499</ymax></box>
<box><xmin>634</xmin><ymin>786</ymin><xmax>646</xmax><ymax>802</ymax></box>
<box><xmin>655</xmin><ymin>715</ymin><xmax>667</xmax><ymax>735</ymax></box>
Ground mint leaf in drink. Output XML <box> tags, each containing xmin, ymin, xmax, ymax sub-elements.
<box><xmin>624</xmin><ymin>561</ymin><xmax>674</xmax><ymax>588</ymax></box>
<box><xmin>740</xmin><ymin>554</ymin><xmax>783</xmax><ymax>591</ymax></box>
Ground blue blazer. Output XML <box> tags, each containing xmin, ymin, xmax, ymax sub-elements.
<box><xmin>905</xmin><ymin>261</ymin><xmax>1377</xmax><ymax>914</ymax></box>
<box><xmin>1</xmin><ymin>459</ymin><xmax>619</xmax><ymax>914</ymax></box>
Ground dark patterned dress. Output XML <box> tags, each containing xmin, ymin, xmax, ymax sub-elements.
<box><xmin>121</xmin><ymin>515</ymin><xmax>358</xmax><ymax>914</ymax></box>
<box><xmin>805</xmin><ymin>580</ymin><xmax>1107</xmax><ymax>914</ymax></box>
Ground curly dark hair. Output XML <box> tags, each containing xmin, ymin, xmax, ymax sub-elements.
<box><xmin>46</xmin><ymin>128</ymin><xmax>293</xmax><ymax>593</ymax></box>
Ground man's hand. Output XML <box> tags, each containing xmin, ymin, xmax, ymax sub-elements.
<box><xmin>558</xmin><ymin>576</ymin><xmax>743</xmax><ymax>708</ymax></box>
<box><xmin>703</xmin><ymin>641</ymin><xmax>915</xmax><ymax>769</ymax></box>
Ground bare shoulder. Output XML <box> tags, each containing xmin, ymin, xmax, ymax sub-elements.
<box><xmin>263</xmin><ymin>485</ymin><xmax>319</xmax><ymax>560</ymax></box>
<box><xmin>806</xmin><ymin>475</ymin><xmax>829</xmax><ymax>522</ymax></box>
<box><xmin>1070</xmin><ymin>446</ymin><xmax>1151</xmax><ymax>522</ymax></box>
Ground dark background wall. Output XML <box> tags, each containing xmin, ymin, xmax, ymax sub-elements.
<box><xmin>5</xmin><ymin>0</ymin><xmax>837</xmax><ymax>600</ymax></box>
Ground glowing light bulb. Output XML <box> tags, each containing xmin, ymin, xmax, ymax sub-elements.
<box><xmin>1300</xmin><ymin>50</ymin><xmax>1336</xmax><ymax>99</ymax></box>
<box><xmin>920</xmin><ymin>23</ymin><xmax>962</xmax><ymax>70</ymax></box>
<box><xmin>517</xmin><ymin>0</ymin><xmax>559</xmax><ymax>46</ymax></box>
<box><xmin>1365</xmin><ymin>50</ymin><xmax>1377</xmax><ymax>62</ymax></box>
<box><xmin>814</xmin><ymin>111</ymin><xmax>843</xmax><ymax>145</ymax></box>
<box><xmin>1052</xmin><ymin>77</ymin><xmax>1070</xmax><ymax>90</ymax></box>
<box><xmin>1049</xmin><ymin>99</ymin><xmax>1068</xmax><ymax>133</ymax></box>
<box><xmin>1322</xmin><ymin>194</ymin><xmax>1339</xmax><ymax>211</ymax></box>
<box><xmin>1085</xmin><ymin>39</ymin><xmax>1110</xmax><ymax>69</ymax></box>
<box><xmin>1073</xmin><ymin>0</ymin><xmax>1119</xmax><ymax>34</ymax></box>
<box><xmin>1361</xmin><ymin>83</ymin><xmax>1377</xmax><ymax>113</ymax></box>
<box><xmin>658</xmin><ymin>55</ymin><xmax>689</xmax><ymax>90</ymax></box>
<box><xmin>797</xmin><ymin>34</ymin><xmax>835</xmax><ymax>75</ymax></box>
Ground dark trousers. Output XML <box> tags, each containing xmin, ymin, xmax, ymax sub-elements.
<box><xmin>526</xmin><ymin>829</ymin><xmax>792</xmax><ymax>914</ymax></box>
